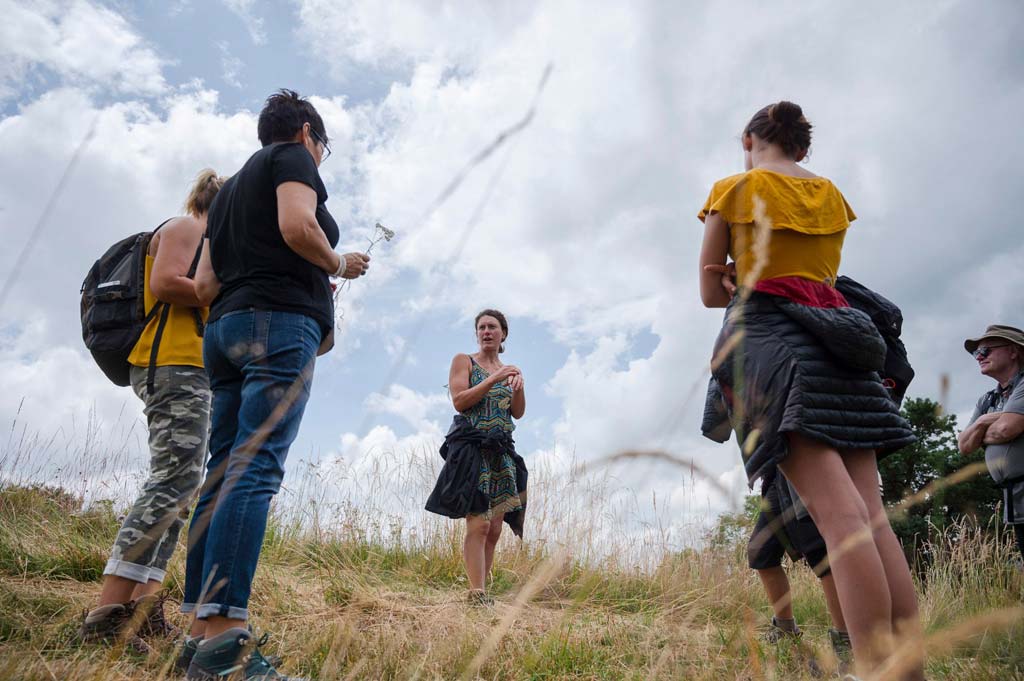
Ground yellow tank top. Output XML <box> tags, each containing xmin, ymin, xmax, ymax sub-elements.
<box><xmin>127</xmin><ymin>255</ymin><xmax>207</xmax><ymax>368</ymax></box>
<box><xmin>698</xmin><ymin>168</ymin><xmax>856</xmax><ymax>285</ymax></box>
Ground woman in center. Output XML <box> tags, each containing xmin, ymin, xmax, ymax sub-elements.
<box><xmin>426</xmin><ymin>309</ymin><xmax>527</xmax><ymax>605</ymax></box>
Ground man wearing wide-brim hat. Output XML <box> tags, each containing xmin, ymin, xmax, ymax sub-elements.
<box><xmin>957</xmin><ymin>324</ymin><xmax>1024</xmax><ymax>560</ymax></box>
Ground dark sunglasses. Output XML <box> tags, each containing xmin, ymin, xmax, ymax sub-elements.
<box><xmin>309</xmin><ymin>127</ymin><xmax>331</xmax><ymax>161</ymax></box>
<box><xmin>974</xmin><ymin>344</ymin><xmax>1009</xmax><ymax>359</ymax></box>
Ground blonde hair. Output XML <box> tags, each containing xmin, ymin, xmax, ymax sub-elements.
<box><xmin>184</xmin><ymin>168</ymin><xmax>226</xmax><ymax>217</ymax></box>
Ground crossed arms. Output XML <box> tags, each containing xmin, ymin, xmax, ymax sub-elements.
<box><xmin>957</xmin><ymin>410</ymin><xmax>1024</xmax><ymax>454</ymax></box>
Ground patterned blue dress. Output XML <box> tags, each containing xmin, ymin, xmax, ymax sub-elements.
<box><xmin>463</xmin><ymin>358</ymin><xmax>523</xmax><ymax>517</ymax></box>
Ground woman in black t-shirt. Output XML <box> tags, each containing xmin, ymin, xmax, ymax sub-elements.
<box><xmin>180</xmin><ymin>90</ymin><xmax>369</xmax><ymax>680</ymax></box>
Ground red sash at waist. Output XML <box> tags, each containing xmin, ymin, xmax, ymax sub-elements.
<box><xmin>754</xmin><ymin>276</ymin><xmax>849</xmax><ymax>309</ymax></box>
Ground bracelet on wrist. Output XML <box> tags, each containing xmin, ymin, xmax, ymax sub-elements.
<box><xmin>332</xmin><ymin>254</ymin><xmax>347</xmax><ymax>278</ymax></box>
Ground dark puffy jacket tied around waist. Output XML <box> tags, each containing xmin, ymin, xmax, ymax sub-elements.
<box><xmin>425</xmin><ymin>415</ymin><xmax>529</xmax><ymax>538</ymax></box>
<box><xmin>702</xmin><ymin>288</ymin><xmax>916</xmax><ymax>486</ymax></box>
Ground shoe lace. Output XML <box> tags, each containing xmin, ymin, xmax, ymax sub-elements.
<box><xmin>139</xmin><ymin>590</ymin><xmax>180</xmax><ymax>636</ymax></box>
<box><xmin>243</xmin><ymin>632</ymin><xmax>284</xmax><ymax>678</ymax></box>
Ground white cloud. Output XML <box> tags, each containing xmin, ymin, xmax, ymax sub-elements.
<box><xmin>295</xmin><ymin>0</ymin><xmax>1024</xmax><ymax>475</ymax></box>
<box><xmin>220</xmin><ymin>0</ymin><xmax>267</xmax><ymax>45</ymax></box>
<box><xmin>0</xmin><ymin>85</ymin><xmax>356</xmax><ymax>482</ymax></box>
<box><xmin>0</xmin><ymin>319</ymin><xmax>148</xmax><ymax>488</ymax></box>
<box><xmin>0</xmin><ymin>87</ymin><xmax>260</xmax><ymax>340</ymax></box>
<box><xmin>216</xmin><ymin>41</ymin><xmax>244</xmax><ymax>89</ymax></box>
<box><xmin>364</xmin><ymin>383</ymin><xmax>450</xmax><ymax>431</ymax></box>
<box><xmin>2</xmin><ymin>0</ymin><xmax>1022</xmax><ymax>551</ymax></box>
<box><xmin>0</xmin><ymin>0</ymin><xmax>167</xmax><ymax>100</ymax></box>
<box><xmin>295</xmin><ymin>0</ymin><xmax>538</xmax><ymax>80</ymax></box>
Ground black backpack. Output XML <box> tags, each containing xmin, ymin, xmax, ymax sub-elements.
<box><xmin>80</xmin><ymin>220</ymin><xmax>202</xmax><ymax>391</ymax></box>
<box><xmin>835</xmin><ymin>275</ymin><xmax>915</xmax><ymax>405</ymax></box>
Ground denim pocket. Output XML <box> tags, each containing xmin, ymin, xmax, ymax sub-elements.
<box><xmin>251</xmin><ymin>312</ymin><xmax>317</xmax><ymax>374</ymax></box>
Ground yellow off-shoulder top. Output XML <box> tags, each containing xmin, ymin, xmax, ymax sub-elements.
<box><xmin>698</xmin><ymin>168</ymin><xmax>856</xmax><ymax>285</ymax></box>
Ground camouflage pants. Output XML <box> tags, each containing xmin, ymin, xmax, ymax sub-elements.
<box><xmin>103</xmin><ymin>365</ymin><xmax>210</xmax><ymax>583</ymax></box>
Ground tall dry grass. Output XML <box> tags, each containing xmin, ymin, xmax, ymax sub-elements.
<box><xmin>0</xmin><ymin>423</ymin><xmax>1022</xmax><ymax>680</ymax></box>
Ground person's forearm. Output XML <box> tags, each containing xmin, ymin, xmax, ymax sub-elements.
<box><xmin>700</xmin><ymin>284</ymin><xmax>732</xmax><ymax>308</ymax></box>
<box><xmin>195</xmin><ymin>277</ymin><xmax>220</xmax><ymax>307</ymax></box>
<box><xmin>984</xmin><ymin>413</ymin><xmax>1024</xmax><ymax>444</ymax></box>
<box><xmin>511</xmin><ymin>389</ymin><xmax>526</xmax><ymax>419</ymax></box>
<box><xmin>452</xmin><ymin>376</ymin><xmax>497</xmax><ymax>413</ymax></box>
<box><xmin>958</xmin><ymin>423</ymin><xmax>988</xmax><ymax>453</ymax></box>
<box><xmin>194</xmin><ymin>238</ymin><xmax>220</xmax><ymax>306</ymax></box>
<box><xmin>985</xmin><ymin>425</ymin><xmax>1018</xmax><ymax>445</ymax></box>
<box><xmin>281</xmin><ymin>217</ymin><xmax>341</xmax><ymax>274</ymax></box>
<box><xmin>152</xmin><ymin>276</ymin><xmax>202</xmax><ymax>307</ymax></box>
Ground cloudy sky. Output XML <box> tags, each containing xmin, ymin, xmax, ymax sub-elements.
<box><xmin>1</xmin><ymin>0</ymin><xmax>1021</xmax><ymax>548</ymax></box>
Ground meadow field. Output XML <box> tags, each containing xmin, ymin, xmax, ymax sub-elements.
<box><xmin>0</xmin><ymin>435</ymin><xmax>1022</xmax><ymax>681</ymax></box>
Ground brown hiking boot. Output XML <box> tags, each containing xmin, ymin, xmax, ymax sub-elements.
<box><xmin>466</xmin><ymin>589</ymin><xmax>495</xmax><ymax>607</ymax></box>
<box><xmin>761</xmin><ymin>615</ymin><xmax>801</xmax><ymax>644</ymax></box>
<box><xmin>78</xmin><ymin>603</ymin><xmax>153</xmax><ymax>654</ymax></box>
<box><xmin>829</xmin><ymin>628</ymin><xmax>853</xmax><ymax>675</ymax></box>
<box><xmin>133</xmin><ymin>592</ymin><xmax>182</xmax><ymax>639</ymax></box>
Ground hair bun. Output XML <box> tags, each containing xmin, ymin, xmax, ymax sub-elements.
<box><xmin>770</xmin><ymin>101</ymin><xmax>803</xmax><ymax>125</ymax></box>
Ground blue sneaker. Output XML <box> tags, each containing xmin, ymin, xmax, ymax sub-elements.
<box><xmin>177</xmin><ymin>634</ymin><xmax>283</xmax><ymax>673</ymax></box>
<box><xmin>185</xmin><ymin>628</ymin><xmax>305</xmax><ymax>680</ymax></box>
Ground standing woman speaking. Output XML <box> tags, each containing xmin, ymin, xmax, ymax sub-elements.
<box><xmin>427</xmin><ymin>309</ymin><xmax>528</xmax><ymax>605</ymax></box>
<box><xmin>698</xmin><ymin>102</ymin><xmax>923</xmax><ymax>680</ymax></box>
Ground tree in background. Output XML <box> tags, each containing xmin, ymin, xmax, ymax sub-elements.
<box><xmin>706</xmin><ymin>493</ymin><xmax>761</xmax><ymax>550</ymax></box>
<box><xmin>879</xmin><ymin>397</ymin><xmax>998</xmax><ymax>568</ymax></box>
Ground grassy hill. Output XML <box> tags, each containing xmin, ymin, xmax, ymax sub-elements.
<box><xmin>0</xmin><ymin>482</ymin><xmax>1022</xmax><ymax>680</ymax></box>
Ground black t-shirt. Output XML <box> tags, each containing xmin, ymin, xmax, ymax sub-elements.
<box><xmin>206</xmin><ymin>142</ymin><xmax>339</xmax><ymax>337</ymax></box>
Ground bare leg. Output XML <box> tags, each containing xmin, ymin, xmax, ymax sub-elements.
<box><xmin>844</xmin><ymin>449</ymin><xmax>925</xmax><ymax>681</ymax></box>
<box><xmin>756</xmin><ymin>566</ymin><xmax>794</xmax><ymax>620</ymax></box>
<box><xmin>203</xmin><ymin>616</ymin><xmax>247</xmax><ymax>639</ymax></box>
<box><xmin>190</xmin><ymin>618</ymin><xmax>206</xmax><ymax>638</ymax></box>
<box><xmin>779</xmin><ymin>433</ymin><xmax>894</xmax><ymax>676</ymax></box>
<box><xmin>97</xmin><ymin>575</ymin><xmax>142</xmax><ymax>607</ymax></box>
<box><xmin>819</xmin><ymin>573</ymin><xmax>846</xmax><ymax>632</ymax></box>
<box><xmin>464</xmin><ymin>514</ymin><xmax>490</xmax><ymax>592</ymax></box>
<box><xmin>130</xmin><ymin>579</ymin><xmax>163</xmax><ymax>601</ymax></box>
<box><xmin>483</xmin><ymin>513</ymin><xmax>505</xmax><ymax>584</ymax></box>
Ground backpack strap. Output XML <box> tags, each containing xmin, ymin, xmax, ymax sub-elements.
<box><xmin>184</xmin><ymin>240</ymin><xmax>205</xmax><ymax>338</ymax></box>
<box><xmin>146</xmin><ymin>302</ymin><xmax>171</xmax><ymax>394</ymax></box>
<box><xmin>999</xmin><ymin>474</ymin><xmax>1024</xmax><ymax>524</ymax></box>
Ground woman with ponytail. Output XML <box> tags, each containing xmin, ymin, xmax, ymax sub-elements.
<box><xmin>79</xmin><ymin>169</ymin><xmax>226</xmax><ymax>652</ymax></box>
<box><xmin>698</xmin><ymin>102</ymin><xmax>924</xmax><ymax>680</ymax></box>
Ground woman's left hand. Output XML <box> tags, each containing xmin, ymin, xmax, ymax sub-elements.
<box><xmin>703</xmin><ymin>262</ymin><xmax>737</xmax><ymax>299</ymax></box>
<box><xmin>508</xmin><ymin>372</ymin><xmax>525</xmax><ymax>393</ymax></box>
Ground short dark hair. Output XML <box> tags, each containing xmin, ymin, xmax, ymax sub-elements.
<box><xmin>475</xmin><ymin>309</ymin><xmax>509</xmax><ymax>354</ymax></box>
<box><xmin>744</xmin><ymin>101</ymin><xmax>812</xmax><ymax>159</ymax></box>
<box><xmin>257</xmin><ymin>89</ymin><xmax>328</xmax><ymax>147</ymax></box>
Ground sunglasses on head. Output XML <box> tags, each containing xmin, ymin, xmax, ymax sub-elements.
<box><xmin>974</xmin><ymin>344</ymin><xmax>1008</xmax><ymax>359</ymax></box>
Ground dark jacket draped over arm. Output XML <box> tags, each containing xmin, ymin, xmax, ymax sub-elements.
<box><xmin>425</xmin><ymin>415</ymin><xmax>529</xmax><ymax>538</ymax></box>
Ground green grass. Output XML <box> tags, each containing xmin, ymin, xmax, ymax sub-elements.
<box><xmin>0</xmin><ymin>482</ymin><xmax>1021</xmax><ymax>680</ymax></box>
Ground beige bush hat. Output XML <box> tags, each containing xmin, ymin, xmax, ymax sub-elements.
<box><xmin>964</xmin><ymin>324</ymin><xmax>1024</xmax><ymax>354</ymax></box>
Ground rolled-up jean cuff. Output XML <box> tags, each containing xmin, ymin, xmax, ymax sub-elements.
<box><xmin>195</xmin><ymin>603</ymin><xmax>249</xmax><ymax>621</ymax></box>
<box><xmin>180</xmin><ymin>602</ymin><xmax>196</xmax><ymax>614</ymax></box>
<box><xmin>103</xmin><ymin>559</ymin><xmax>152</xmax><ymax>584</ymax></box>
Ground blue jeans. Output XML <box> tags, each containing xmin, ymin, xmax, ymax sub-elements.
<box><xmin>181</xmin><ymin>309</ymin><xmax>320</xmax><ymax>620</ymax></box>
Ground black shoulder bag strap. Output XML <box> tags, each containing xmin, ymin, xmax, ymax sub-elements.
<box><xmin>186</xmin><ymin>240</ymin><xmax>205</xmax><ymax>339</ymax></box>
<box><xmin>145</xmin><ymin>224</ymin><xmax>204</xmax><ymax>394</ymax></box>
